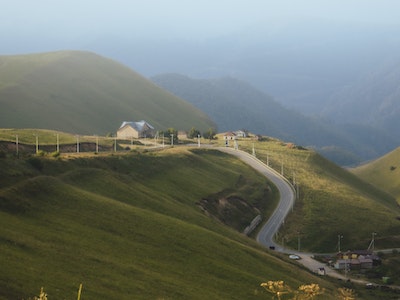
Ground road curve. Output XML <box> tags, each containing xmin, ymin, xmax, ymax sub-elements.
<box><xmin>216</xmin><ymin>147</ymin><xmax>295</xmax><ymax>251</ymax></box>
<box><xmin>216</xmin><ymin>147</ymin><xmax>360</xmax><ymax>280</ymax></box>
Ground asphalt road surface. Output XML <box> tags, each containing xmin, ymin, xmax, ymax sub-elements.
<box><xmin>217</xmin><ymin>147</ymin><xmax>294</xmax><ymax>250</ymax></box>
<box><xmin>216</xmin><ymin>147</ymin><xmax>400</xmax><ymax>287</ymax></box>
<box><xmin>217</xmin><ymin>147</ymin><xmax>348</xmax><ymax>278</ymax></box>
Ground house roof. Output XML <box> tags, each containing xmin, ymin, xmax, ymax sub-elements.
<box><xmin>119</xmin><ymin>120</ymin><xmax>154</xmax><ymax>131</ymax></box>
<box><xmin>224</xmin><ymin>131</ymin><xmax>237</xmax><ymax>136</ymax></box>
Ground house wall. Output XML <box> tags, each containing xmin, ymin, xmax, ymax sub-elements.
<box><xmin>224</xmin><ymin>134</ymin><xmax>236</xmax><ymax>140</ymax></box>
<box><xmin>117</xmin><ymin>126</ymin><xmax>139</xmax><ymax>138</ymax></box>
<box><xmin>141</xmin><ymin>125</ymin><xmax>155</xmax><ymax>138</ymax></box>
<box><xmin>177</xmin><ymin>131</ymin><xmax>188</xmax><ymax>139</ymax></box>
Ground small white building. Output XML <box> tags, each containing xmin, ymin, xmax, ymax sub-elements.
<box><xmin>235</xmin><ymin>130</ymin><xmax>248</xmax><ymax>138</ymax></box>
<box><xmin>223</xmin><ymin>132</ymin><xmax>237</xmax><ymax>141</ymax></box>
<box><xmin>117</xmin><ymin>120</ymin><xmax>155</xmax><ymax>139</ymax></box>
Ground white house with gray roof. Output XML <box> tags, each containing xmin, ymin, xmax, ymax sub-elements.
<box><xmin>117</xmin><ymin>120</ymin><xmax>155</xmax><ymax>139</ymax></box>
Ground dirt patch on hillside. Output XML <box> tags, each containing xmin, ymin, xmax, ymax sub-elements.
<box><xmin>198</xmin><ymin>193</ymin><xmax>261</xmax><ymax>232</ymax></box>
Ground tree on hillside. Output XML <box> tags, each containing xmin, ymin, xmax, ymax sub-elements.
<box><xmin>162</xmin><ymin>128</ymin><xmax>178</xmax><ymax>143</ymax></box>
<box><xmin>188</xmin><ymin>127</ymin><xmax>201</xmax><ymax>139</ymax></box>
<box><xmin>203</xmin><ymin>128</ymin><xmax>216</xmax><ymax>140</ymax></box>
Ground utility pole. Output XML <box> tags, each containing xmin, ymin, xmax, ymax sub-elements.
<box><xmin>16</xmin><ymin>135</ymin><xmax>19</xmax><ymax>157</ymax></box>
<box><xmin>56</xmin><ymin>133</ymin><xmax>59</xmax><ymax>152</ymax></box>
<box><xmin>338</xmin><ymin>234</ymin><xmax>343</xmax><ymax>252</ymax></box>
<box><xmin>297</xmin><ymin>231</ymin><xmax>301</xmax><ymax>252</ymax></box>
<box><xmin>367</xmin><ymin>232</ymin><xmax>377</xmax><ymax>252</ymax></box>
<box><xmin>76</xmin><ymin>135</ymin><xmax>79</xmax><ymax>153</ymax></box>
<box><xmin>198</xmin><ymin>134</ymin><xmax>201</xmax><ymax>147</ymax></box>
<box><xmin>34</xmin><ymin>134</ymin><xmax>39</xmax><ymax>154</ymax></box>
<box><xmin>171</xmin><ymin>134</ymin><xmax>174</xmax><ymax>146</ymax></box>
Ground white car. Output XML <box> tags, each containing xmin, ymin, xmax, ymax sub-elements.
<box><xmin>289</xmin><ymin>254</ymin><xmax>301</xmax><ymax>260</ymax></box>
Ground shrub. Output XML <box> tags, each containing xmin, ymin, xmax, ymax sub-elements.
<box><xmin>27</xmin><ymin>157</ymin><xmax>43</xmax><ymax>171</ymax></box>
<box><xmin>36</xmin><ymin>150</ymin><xmax>46</xmax><ymax>157</ymax></box>
<box><xmin>50</xmin><ymin>151</ymin><xmax>60</xmax><ymax>158</ymax></box>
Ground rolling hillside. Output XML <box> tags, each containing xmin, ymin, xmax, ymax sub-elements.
<box><xmin>0</xmin><ymin>51</ymin><xmax>215</xmax><ymax>135</ymax></box>
<box><xmin>1</xmin><ymin>129</ymin><xmax>399</xmax><ymax>298</ymax></box>
<box><xmin>0</xmin><ymin>147</ymin><xmax>341</xmax><ymax>299</ymax></box>
<box><xmin>352</xmin><ymin>147</ymin><xmax>400</xmax><ymax>203</ymax></box>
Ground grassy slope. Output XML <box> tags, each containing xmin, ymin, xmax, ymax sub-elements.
<box><xmin>351</xmin><ymin>147</ymin><xmax>400</xmax><ymax>203</ymax></box>
<box><xmin>0</xmin><ymin>51</ymin><xmax>215</xmax><ymax>134</ymax></box>
<box><xmin>221</xmin><ymin>136</ymin><xmax>400</xmax><ymax>253</ymax></box>
<box><xmin>0</xmin><ymin>147</ymin><xmax>340</xmax><ymax>300</ymax></box>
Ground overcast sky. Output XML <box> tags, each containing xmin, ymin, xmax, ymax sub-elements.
<box><xmin>3</xmin><ymin>0</ymin><xmax>400</xmax><ymax>41</ymax></box>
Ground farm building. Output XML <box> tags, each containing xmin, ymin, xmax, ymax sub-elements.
<box><xmin>117</xmin><ymin>121</ymin><xmax>155</xmax><ymax>139</ymax></box>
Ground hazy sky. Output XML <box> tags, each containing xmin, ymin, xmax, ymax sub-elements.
<box><xmin>3</xmin><ymin>0</ymin><xmax>400</xmax><ymax>40</ymax></box>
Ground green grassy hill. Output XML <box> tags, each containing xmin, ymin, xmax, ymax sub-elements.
<box><xmin>215</xmin><ymin>136</ymin><xmax>400</xmax><ymax>254</ymax></box>
<box><xmin>351</xmin><ymin>147</ymin><xmax>400</xmax><ymax>203</ymax></box>
<box><xmin>0</xmin><ymin>51</ymin><xmax>215</xmax><ymax>135</ymax></box>
<box><xmin>0</xmin><ymin>146</ymin><xmax>343</xmax><ymax>299</ymax></box>
<box><xmin>2</xmin><ymin>129</ymin><xmax>400</xmax><ymax>299</ymax></box>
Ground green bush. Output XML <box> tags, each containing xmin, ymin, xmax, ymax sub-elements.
<box><xmin>50</xmin><ymin>151</ymin><xmax>60</xmax><ymax>158</ymax></box>
<box><xmin>27</xmin><ymin>157</ymin><xmax>44</xmax><ymax>171</ymax></box>
<box><xmin>36</xmin><ymin>150</ymin><xmax>46</xmax><ymax>157</ymax></box>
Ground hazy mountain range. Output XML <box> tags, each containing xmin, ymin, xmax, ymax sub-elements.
<box><xmin>0</xmin><ymin>49</ymin><xmax>398</xmax><ymax>165</ymax></box>
<box><xmin>2</xmin><ymin>19</ymin><xmax>400</xmax><ymax>164</ymax></box>
<box><xmin>72</xmin><ymin>21</ymin><xmax>400</xmax><ymax>164</ymax></box>
<box><xmin>152</xmin><ymin>73</ymin><xmax>398</xmax><ymax>165</ymax></box>
<box><xmin>322</xmin><ymin>59</ymin><xmax>400</xmax><ymax>140</ymax></box>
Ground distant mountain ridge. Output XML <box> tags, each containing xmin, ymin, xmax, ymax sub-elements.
<box><xmin>152</xmin><ymin>74</ymin><xmax>398</xmax><ymax>165</ymax></box>
<box><xmin>0</xmin><ymin>51</ymin><xmax>215</xmax><ymax>135</ymax></box>
<box><xmin>322</xmin><ymin>59</ymin><xmax>400</xmax><ymax>140</ymax></box>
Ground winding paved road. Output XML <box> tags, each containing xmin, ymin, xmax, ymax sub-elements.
<box><xmin>217</xmin><ymin>147</ymin><xmax>295</xmax><ymax>250</ymax></box>
<box><xmin>217</xmin><ymin>147</ymin><xmax>350</xmax><ymax>279</ymax></box>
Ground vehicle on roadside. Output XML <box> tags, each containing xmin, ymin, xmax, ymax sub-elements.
<box><xmin>289</xmin><ymin>254</ymin><xmax>301</xmax><ymax>260</ymax></box>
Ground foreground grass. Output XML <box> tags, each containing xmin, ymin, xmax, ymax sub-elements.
<box><xmin>0</xmin><ymin>147</ymin><xmax>343</xmax><ymax>299</ymax></box>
